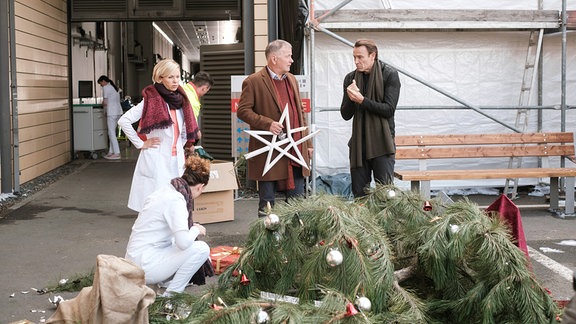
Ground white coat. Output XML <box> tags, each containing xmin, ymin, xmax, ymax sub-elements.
<box><xmin>125</xmin><ymin>184</ymin><xmax>210</xmax><ymax>293</ymax></box>
<box><xmin>118</xmin><ymin>100</ymin><xmax>187</xmax><ymax>212</ymax></box>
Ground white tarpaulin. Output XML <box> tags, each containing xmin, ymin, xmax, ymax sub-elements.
<box><xmin>314</xmin><ymin>0</ymin><xmax>575</xmax><ymax>10</ymax></box>
<box><xmin>311</xmin><ymin>0</ymin><xmax>576</xmax><ymax>190</ymax></box>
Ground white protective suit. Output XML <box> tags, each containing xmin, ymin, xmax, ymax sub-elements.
<box><xmin>125</xmin><ymin>184</ymin><xmax>210</xmax><ymax>294</ymax></box>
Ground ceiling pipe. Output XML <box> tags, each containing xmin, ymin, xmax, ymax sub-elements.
<box><xmin>9</xmin><ymin>0</ymin><xmax>19</xmax><ymax>193</ymax></box>
<box><xmin>0</xmin><ymin>0</ymin><xmax>13</xmax><ymax>193</ymax></box>
<box><xmin>243</xmin><ymin>0</ymin><xmax>254</xmax><ymax>74</ymax></box>
<box><xmin>268</xmin><ymin>0</ymin><xmax>278</xmax><ymax>41</ymax></box>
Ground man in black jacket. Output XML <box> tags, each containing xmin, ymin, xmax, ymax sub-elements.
<box><xmin>340</xmin><ymin>39</ymin><xmax>401</xmax><ymax>197</ymax></box>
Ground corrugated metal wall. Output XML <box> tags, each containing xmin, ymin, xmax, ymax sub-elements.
<box><xmin>70</xmin><ymin>0</ymin><xmax>240</xmax><ymax>21</ymax></box>
<box><xmin>199</xmin><ymin>43</ymin><xmax>244</xmax><ymax>161</ymax></box>
<box><xmin>15</xmin><ymin>0</ymin><xmax>70</xmax><ymax>183</ymax></box>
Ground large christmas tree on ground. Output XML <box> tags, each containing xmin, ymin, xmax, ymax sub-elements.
<box><xmin>150</xmin><ymin>185</ymin><xmax>560</xmax><ymax>323</ymax></box>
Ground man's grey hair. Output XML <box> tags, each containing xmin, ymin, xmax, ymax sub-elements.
<box><xmin>265</xmin><ymin>39</ymin><xmax>292</xmax><ymax>59</ymax></box>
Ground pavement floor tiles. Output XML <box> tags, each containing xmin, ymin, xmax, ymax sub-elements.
<box><xmin>0</xmin><ymin>157</ymin><xmax>574</xmax><ymax>323</ymax></box>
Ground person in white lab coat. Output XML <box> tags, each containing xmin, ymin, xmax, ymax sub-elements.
<box><xmin>118</xmin><ymin>59</ymin><xmax>200</xmax><ymax>212</ymax></box>
<box><xmin>125</xmin><ymin>153</ymin><xmax>211</xmax><ymax>295</ymax></box>
<box><xmin>97</xmin><ymin>75</ymin><xmax>124</xmax><ymax>160</ymax></box>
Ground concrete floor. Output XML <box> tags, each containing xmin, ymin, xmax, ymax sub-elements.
<box><xmin>0</xmin><ymin>146</ymin><xmax>574</xmax><ymax>323</ymax></box>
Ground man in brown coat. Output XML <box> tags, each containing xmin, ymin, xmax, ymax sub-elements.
<box><xmin>237</xmin><ymin>39</ymin><xmax>314</xmax><ymax>217</ymax></box>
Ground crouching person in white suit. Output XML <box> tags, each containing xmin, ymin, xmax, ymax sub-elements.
<box><xmin>125</xmin><ymin>153</ymin><xmax>210</xmax><ymax>296</ymax></box>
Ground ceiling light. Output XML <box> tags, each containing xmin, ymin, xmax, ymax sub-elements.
<box><xmin>152</xmin><ymin>22</ymin><xmax>174</xmax><ymax>45</ymax></box>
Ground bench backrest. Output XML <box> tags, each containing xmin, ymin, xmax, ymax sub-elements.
<box><xmin>395</xmin><ymin>132</ymin><xmax>575</xmax><ymax>160</ymax></box>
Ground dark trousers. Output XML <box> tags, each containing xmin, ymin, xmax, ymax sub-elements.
<box><xmin>350</xmin><ymin>154</ymin><xmax>395</xmax><ymax>198</ymax></box>
<box><xmin>258</xmin><ymin>166</ymin><xmax>305</xmax><ymax>217</ymax></box>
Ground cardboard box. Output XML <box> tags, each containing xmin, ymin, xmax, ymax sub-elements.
<box><xmin>194</xmin><ymin>190</ymin><xmax>235</xmax><ymax>224</ymax></box>
<box><xmin>194</xmin><ymin>160</ymin><xmax>238</xmax><ymax>224</ymax></box>
<box><xmin>204</xmin><ymin>160</ymin><xmax>238</xmax><ymax>193</ymax></box>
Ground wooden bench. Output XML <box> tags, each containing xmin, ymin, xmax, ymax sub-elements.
<box><xmin>394</xmin><ymin>132</ymin><xmax>576</xmax><ymax>214</ymax></box>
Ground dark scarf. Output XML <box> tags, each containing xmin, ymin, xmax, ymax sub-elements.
<box><xmin>154</xmin><ymin>83</ymin><xmax>183</xmax><ymax>110</ymax></box>
<box><xmin>171</xmin><ymin>177</ymin><xmax>195</xmax><ymax>228</ymax></box>
<box><xmin>170</xmin><ymin>177</ymin><xmax>215</xmax><ymax>284</ymax></box>
<box><xmin>139</xmin><ymin>84</ymin><xmax>199</xmax><ymax>142</ymax></box>
<box><xmin>351</xmin><ymin>60</ymin><xmax>395</xmax><ymax>168</ymax></box>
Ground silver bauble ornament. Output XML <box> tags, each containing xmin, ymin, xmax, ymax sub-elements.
<box><xmin>49</xmin><ymin>295</ymin><xmax>65</xmax><ymax>306</ymax></box>
<box><xmin>355</xmin><ymin>296</ymin><xmax>372</xmax><ymax>312</ymax></box>
<box><xmin>256</xmin><ymin>309</ymin><xmax>270</xmax><ymax>323</ymax></box>
<box><xmin>386</xmin><ymin>189</ymin><xmax>396</xmax><ymax>199</ymax></box>
<box><xmin>264</xmin><ymin>213</ymin><xmax>280</xmax><ymax>230</ymax></box>
<box><xmin>326</xmin><ymin>249</ymin><xmax>343</xmax><ymax>267</ymax></box>
<box><xmin>449</xmin><ymin>224</ymin><xmax>460</xmax><ymax>233</ymax></box>
<box><xmin>273</xmin><ymin>231</ymin><xmax>282</xmax><ymax>246</ymax></box>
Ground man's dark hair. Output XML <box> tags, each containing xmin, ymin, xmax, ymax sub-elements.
<box><xmin>192</xmin><ymin>71</ymin><xmax>214</xmax><ymax>87</ymax></box>
<box><xmin>354</xmin><ymin>39</ymin><xmax>379</xmax><ymax>60</ymax></box>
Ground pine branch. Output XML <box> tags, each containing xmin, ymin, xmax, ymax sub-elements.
<box><xmin>192</xmin><ymin>187</ymin><xmax>560</xmax><ymax>323</ymax></box>
<box><xmin>394</xmin><ymin>264</ymin><xmax>417</xmax><ymax>283</ymax></box>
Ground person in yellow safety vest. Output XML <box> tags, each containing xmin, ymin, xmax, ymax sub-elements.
<box><xmin>183</xmin><ymin>71</ymin><xmax>215</xmax><ymax>159</ymax></box>
<box><xmin>182</xmin><ymin>71</ymin><xmax>214</xmax><ymax>121</ymax></box>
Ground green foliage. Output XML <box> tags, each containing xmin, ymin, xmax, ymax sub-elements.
<box><xmin>150</xmin><ymin>185</ymin><xmax>559</xmax><ymax>323</ymax></box>
<box><xmin>47</xmin><ymin>270</ymin><xmax>94</xmax><ymax>293</ymax></box>
<box><xmin>43</xmin><ymin>184</ymin><xmax>560</xmax><ymax>322</ymax></box>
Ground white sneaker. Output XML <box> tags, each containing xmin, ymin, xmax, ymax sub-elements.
<box><xmin>161</xmin><ymin>291</ymin><xmax>174</xmax><ymax>298</ymax></box>
<box><xmin>104</xmin><ymin>153</ymin><xmax>120</xmax><ymax>160</ymax></box>
<box><xmin>157</xmin><ymin>280</ymin><xmax>171</xmax><ymax>289</ymax></box>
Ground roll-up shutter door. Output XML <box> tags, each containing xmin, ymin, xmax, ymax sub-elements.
<box><xmin>70</xmin><ymin>0</ymin><xmax>240</xmax><ymax>21</ymax></box>
<box><xmin>199</xmin><ymin>43</ymin><xmax>244</xmax><ymax>161</ymax></box>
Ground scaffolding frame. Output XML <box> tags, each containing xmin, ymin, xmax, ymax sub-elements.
<box><xmin>305</xmin><ymin>0</ymin><xmax>573</xmax><ymax>201</ymax></box>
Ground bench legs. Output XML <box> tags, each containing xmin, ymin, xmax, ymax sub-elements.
<box><xmin>550</xmin><ymin>177</ymin><xmax>560</xmax><ymax>210</ymax></box>
<box><xmin>410</xmin><ymin>177</ymin><xmax>575</xmax><ymax>214</ymax></box>
<box><xmin>549</xmin><ymin>177</ymin><xmax>575</xmax><ymax>214</ymax></box>
<box><xmin>411</xmin><ymin>180</ymin><xmax>431</xmax><ymax>199</ymax></box>
<box><xmin>564</xmin><ymin>177</ymin><xmax>575</xmax><ymax>214</ymax></box>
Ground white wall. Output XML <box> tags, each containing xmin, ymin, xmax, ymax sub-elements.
<box><xmin>311</xmin><ymin>7</ymin><xmax>576</xmax><ymax>189</ymax></box>
<box><xmin>71</xmin><ymin>22</ymin><xmax>107</xmax><ymax>103</ymax></box>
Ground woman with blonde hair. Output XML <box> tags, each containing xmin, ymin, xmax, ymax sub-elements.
<box><xmin>118</xmin><ymin>59</ymin><xmax>200</xmax><ymax>212</ymax></box>
<box><xmin>125</xmin><ymin>153</ymin><xmax>211</xmax><ymax>296</ymax></box>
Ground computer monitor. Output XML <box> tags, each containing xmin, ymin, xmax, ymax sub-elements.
<box><xmin>78</xmin><ymin>80</ymin><xmax>93</xmax><ymax>102</ymax></box>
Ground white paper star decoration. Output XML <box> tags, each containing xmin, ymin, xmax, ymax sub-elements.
<box><xmin>244</xmin><ymin>105</ymin><xmax>319</xmax><ymax>176</ymax></box>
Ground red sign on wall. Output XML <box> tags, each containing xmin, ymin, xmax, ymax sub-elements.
<box><xmin>231</xmin><ymin>98</ymin><xmax>240</xmax><ymax>112</ymax></box>
<box><xmin>301</xmin><ymin>98</ymin><xmax>311</xmax><ymax>113</ymax></box>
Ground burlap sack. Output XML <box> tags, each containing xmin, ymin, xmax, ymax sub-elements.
<box><xmin>47</xmin><ymin>254</ymin><xmax>156</xmax><ymax>324</ymax></box>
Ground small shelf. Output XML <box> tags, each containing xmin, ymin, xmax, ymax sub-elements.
<box><xmin>73</xmin><ymin>36</ymin><xmax>106</xmax><ymax>51</ymax></box>
<box><xmin>127</xmin><ymin>54</ymin><xmax>147</xmax><ymax>64</ymax></box>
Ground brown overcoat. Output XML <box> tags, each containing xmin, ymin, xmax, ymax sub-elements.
<box><xmin>237</xmin><ymin>67</ymin><xmax>313</xmax><ymax>181</ymax></box>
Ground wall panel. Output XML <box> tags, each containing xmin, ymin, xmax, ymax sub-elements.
<box><xmin>15</xmin><ymin>45</ymin><xmax>67</xmax><ymax>66</ymax></box>
<box><xmin>15</xmin><ymin>31</ymin><xmax>67</xmax><ymax>53</ymax></box>
<box><xmin>15</xmin><ymin>1</ymin><xmax>66</xmax><ymax>26</ymax></box>
<box><xmin>14</xmin><ymin>0</ymin><xmax>70</xmax><ymax>184</ymax></box>
<box><xmin>15</xmin><ymin>17</ymin><xmax>67</xmax><ymax>43</ymax></box>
